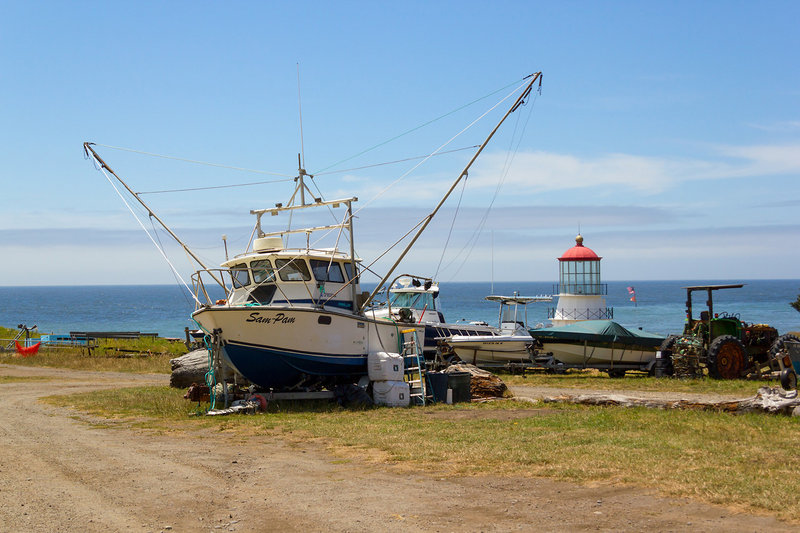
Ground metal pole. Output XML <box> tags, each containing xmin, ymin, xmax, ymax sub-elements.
<box><xmin>83</xmin><ymin>143</ymin><xmax>224</xmax><ymax>287</ymax></box>
<box><xmin>360</xmin><ymin>72</ymin><xmax>541</xmax><ymax>311</ymax></box>
<box><xmin>347</xmin><ymin>200</ymin><xmax>358</xmax><ymax>311</ymax></box>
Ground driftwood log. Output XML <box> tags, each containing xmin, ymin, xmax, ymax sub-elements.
<box><xmin>170</xmin><ymin>349</ymin><xmax>209</xmax><ymax>388</ymax></box>
<box><xmin>444</xmin><ymin>363</ymin><xmax>509</xmax><ymax>399</ymax></box>
<box><xmin>542</xmin><ymin>386</ymin><xmax>800</xmax><ymax>416</ymax></box>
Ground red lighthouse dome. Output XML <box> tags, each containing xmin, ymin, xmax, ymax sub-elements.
<box><xmin>559</xmin><ymin>234</ymin><xmax>601</xmax><ymax>261</ymax></box>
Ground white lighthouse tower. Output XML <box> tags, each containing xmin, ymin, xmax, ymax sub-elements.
<box><xmin>549</xmin><ymin>234</ymin><xmax>613</xmax><ymax>327</ymax></box>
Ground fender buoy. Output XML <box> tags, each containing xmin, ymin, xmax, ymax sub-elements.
<box><xmin>250</xmin><ymin>393</ymin><xmax>267</xmax><ymax>411</ymax></box>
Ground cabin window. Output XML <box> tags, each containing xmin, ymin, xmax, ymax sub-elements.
<box><xmin>310</xmin><ymin>260</ymin><xmax>345</xmax><ymax>283</ymax></box>
<box><xmin>231</xmin><ymin>263</ymin><xmax>250</xmax><ymax>288</ymax></box>
<box><xmin>275</xmin><ymin>258</ymin><xmax>311</xmax><ymax>281</ymax></box>
<box><xmin>344</xmin><ymin>262</ymin><xmax>359</xmax><ymax>283</ymax></box>
<box><xmin>251</xmin><ymin>259</ymin><xmax>276</xmax><ymax>284</ymax></box>
<box><xmin>248</xmin><ymin>284</ymin><xmax>276</xmax><ymax>304</ymax></box>
<box><xmin>390</xmin><ymin>291</ymin><xmax>436</xmax><ymax>311</ymax></box>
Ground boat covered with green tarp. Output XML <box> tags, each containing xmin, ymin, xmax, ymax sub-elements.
<box><xmin>529</xmin><ymin>320</ymin><xmax>665</xmax><ymax>373</ymax></box>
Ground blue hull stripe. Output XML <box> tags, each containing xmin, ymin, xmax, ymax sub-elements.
<box><xmin>224</xmin><ymin>340</ymin><xmax>367</xmax><ymax>389</ymax></box>
<box><xmin>270</xmin><ymin>299</ymin><xmax>353</xmax><ymax>311</ymax></box>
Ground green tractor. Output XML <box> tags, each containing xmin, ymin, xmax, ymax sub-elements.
<box><xmin>657</xmin><ymin>284</ymin><xmax>799</xmax><ymax>384</ymax></box>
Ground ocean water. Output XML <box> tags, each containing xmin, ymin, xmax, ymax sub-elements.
<box><xmin>1</xmin><ymin>280</ymin><xmax>798</xmax><ymax>339</ymax></box>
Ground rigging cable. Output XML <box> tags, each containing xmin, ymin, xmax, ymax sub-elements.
<box><xmin>442</xmin><ymin>89</ymin><xmax>540</xmax><ymax>280</ymax></box>
<box><xmin>433</xmin><ymin>172</ymin><xmax>468</xmax><ymax>280</ymax></box>
<box><xmin>90</xmin><ymin>156</ymin><xmax>201</xmax><ymax>305</ymax></box>
<box><xmin>305</xmin><ymin>77</ymin><xmax>536</xmax><ymax>287</ymax></box>
<box><xmin>91</xmin><ymin>143</ymin><xmax>294</xmax><ymax>179</ymax></box>
<box><xmin>352</xmin><ymin>78</ymin><xmax>529</xmax><ymax>217</ymax></box>
<box><xmin>149</xmin><ymin>216</ymin><xmax>194</xmax><ymax>308</ymax></box>
<box><xmin>311</xmin><ymin>78</ymin><xmax>524</xmax><ymax>175</ymax></box>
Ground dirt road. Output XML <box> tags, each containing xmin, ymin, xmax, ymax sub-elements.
<box><xmin>0</xmin><ymin>364</ymin><xmax>793</xmax><ymax>532</ymax></box>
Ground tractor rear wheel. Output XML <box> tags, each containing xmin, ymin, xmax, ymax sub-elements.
<box><xmin>707</xmin><ymin>335</ymin><xmax>747</xmax><ymax>379</ymax></box>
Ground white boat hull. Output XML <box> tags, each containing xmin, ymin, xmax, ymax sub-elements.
<box><xmin>192</xmin><ymin>305</ymin><xmax>422</xmax><ymax>389</ymax></box>
<box><xmin>447</xmin><ymin>335</ymin><xmax>534</xmax><ymax>365</ymax></box>
<box><xmin>539</xmin><ymin>341</ymin><xmax>657</xmax><ymax>367</ymax></box>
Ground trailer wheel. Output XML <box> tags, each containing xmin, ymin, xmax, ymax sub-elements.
<box><xmin>707</xmin><ymin>335</ymin><xmax>747</xmax><ymax>379</ymax></box>
<box><xmin>780</xmin><ymin>368</ymin><xmax>798</xmax><ymax>391</ymax></box>
<box><xmin>607</xmin><ymin>369</ymin><xmax>626</xmax><ymax>378</ymax></box>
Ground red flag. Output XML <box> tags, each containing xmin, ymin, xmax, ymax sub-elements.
<box><xmin>627</xmin><ymin>286</ymin><xmax>636</xmax><ymax>304</ymax></box>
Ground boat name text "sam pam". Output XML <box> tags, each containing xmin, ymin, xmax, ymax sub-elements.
<box><xmin>245</xmin><ymin>312</ymin><xmax>296</xmax><ymax>325</ymax></box>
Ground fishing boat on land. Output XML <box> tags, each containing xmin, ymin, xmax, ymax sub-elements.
<box><xmin>443</xmin><ymin>294</ymin><xmax>551</xmax><ymax>366</ymax></box>
<box><xmin>529</xmin><ymin>320</ymin><xmax>665</xmax><ymax>376</ymax></box>
<box><xmin>368</xmin><ymin>275</ymin><xmax>496</xmax><ymax>358</ymax></box>
<box><xmin>84</xmin><ymin>71</ymin><xmax>544</xmax><ymax>390</ymax></box>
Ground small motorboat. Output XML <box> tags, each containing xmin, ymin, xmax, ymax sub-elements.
<box><xmin>444</xmin><ymin>294</ymin><xmax>551</xmax><ymax>366</ymax></box>
<box><xmin>368</xmin><ymin>276</ymin><xmax>496</xmax><ymax>358</ymax></box>
<box><xmin>529</xmin><ymin>320</ymin><xmax>665</xmax><ymax>375</ymax></box>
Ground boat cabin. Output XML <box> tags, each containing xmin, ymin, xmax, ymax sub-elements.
<box><xmin>384</xmin><ymin>277</ymin><xmax>445</xmax><ymax>324</ymax></box>
<box><xmin>487</xmin><ymin>294</ymin><xmax>552</xmax><ymax>334</ymax></box>
<box><xmin>219</xmin><ymin>239</ymin><xmax>362</xmax><ymax>312</ymax></box>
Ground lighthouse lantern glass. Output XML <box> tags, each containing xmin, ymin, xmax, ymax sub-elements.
<box><xmin>560</xmin><ymin>259</ymin><xmax>601</xmax><ymax>295</ymax></box>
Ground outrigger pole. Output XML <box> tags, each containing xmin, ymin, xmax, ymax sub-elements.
<box><xmin>360</xmin><ymin>72</ymin><xmax>542</xmax><ymax>312</ymax></box>
<box><xmin>83</xmin><ymin>142</ymin><xmax>224</xmax><ymax>287</ymax></box>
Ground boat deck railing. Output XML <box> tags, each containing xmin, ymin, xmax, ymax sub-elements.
<box><xmin>191</xmin><ymin>269</ymin><xmax>234</xmax><ymax>308</ymax></box>
<box><xmin>191</xmin><ymin>267</ymin><xmax>319</xmax><ymax>309</ymax></box>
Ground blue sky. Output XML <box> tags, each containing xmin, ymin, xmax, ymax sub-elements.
<box><xmin>1</xmin><ymin>1</ymin><xmax>799</xmax><ymax>286</ymax></box>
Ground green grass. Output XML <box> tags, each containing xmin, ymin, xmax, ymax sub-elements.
<box><xmin>44</xmin><ymin>385</ymin><xmax>800</xmax><ymax>522</ymax></box>
<box><xmin>0</xmin><ymin>327</ymin><xmax>187</xmax><ymax>374</ymax></box>
<box><xmin>500</xmin><ymin>369</ymin><xmax>774</xmax><ymax>396</ymax></box>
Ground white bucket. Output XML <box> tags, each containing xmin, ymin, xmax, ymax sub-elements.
<box><xmin>368</xmin><ymin>351</ymin><xmax>404</xmax><ymax>381</ymax></box>
<box><xmin>372</xmin><ymin>380</ymin><xmax>410</xmax><ymax>407</ymax></box>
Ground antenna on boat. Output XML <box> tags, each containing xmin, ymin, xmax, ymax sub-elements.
<box><xmin>359</xmin><ymin>72</ymin><xmax>543</xmax><ymax>311</ymax></box>
<box><xmin>297</xmin><ymin>62</ymin><xmax>306</xmax><ymax>171</ymax></box>
<box><xmin>491</xmin><ymin>230</ymin><xmax>494</xmax><ymax>295</ymax></box>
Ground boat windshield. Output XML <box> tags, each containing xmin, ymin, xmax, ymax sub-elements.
<box><xmin>275</xmin><ymin>258</ymin><xmax>311</xmax><ymax>281</ymax></box>
<box><xmin>501</xmin><ymin>303</ymin><xmax>526</xmax><ymax>327</ymax></box>
<box><xmin>251</xmin><ymin>259</ymin><xmax>276</xmax><ymax>284</ymax></box>
<box><xmin>310</xmin><ymin>259</ymin><xmax>345</xmax><ymax>283</ymax></box>
<box><xmin>344</xmin><ymin>262</ymin><xmax>358</xmax><ymax>284</ymax></box>
<box><xmin>231</xmin><ymin>263</ymin><xmax>250</xmax><ymax>288</ymax></box>
<box><xmin>390</xmin><ymin>291</ymin><xmax>436</xmax><ymax>311</ymax></box>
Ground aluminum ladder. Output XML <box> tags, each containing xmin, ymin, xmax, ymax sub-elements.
<box><xmin>400</xmin><ymin>328</ymin><xmax>428</xmax><ymax>405</ymax></box>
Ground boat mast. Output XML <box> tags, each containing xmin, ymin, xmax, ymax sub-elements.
<box><xmin>360</xmin><ymin>72</ymin><xmax>542</xmax><ymax>311</ymax></box>
<box><xmin>83</xmin><ymin>142</ymin><xmax>224</xmax><ymax>286</ymax></box>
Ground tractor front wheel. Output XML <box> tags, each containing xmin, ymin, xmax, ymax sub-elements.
<box><xmin>707</xmin><ymin>335</ymin><xmax>748</xmax><ymax>379</ymax></box>
<box><xmin>769</xmin><ymin>334</ymin><xmax>800</xmax><ymax>362</ymax></box>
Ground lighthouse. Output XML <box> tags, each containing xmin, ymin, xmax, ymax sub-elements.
<box><xmin>549</xmin><ymin>235</ymin><xmax>613</xmax><ymax>326</ymax></box>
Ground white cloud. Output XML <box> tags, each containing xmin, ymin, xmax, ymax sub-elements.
<box><xmin>713</xmin><ymin>143</ymin><xmax>800</xmax><ymax>176</ymax></box>
<box><xmin>746</xmin><ymin>121</ymin><xmax>800</xmax><ymax>133</ymax></box>
<box><xmin>461</xmin><ymin>142</ymin><xmax>800</xmax><ymax>195</ymax></box>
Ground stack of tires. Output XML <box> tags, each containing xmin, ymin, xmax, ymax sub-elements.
<box><xmin>368</xmin><ymin>351</ymin><xmax>409</xmax><ymax>407</ymax></box>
